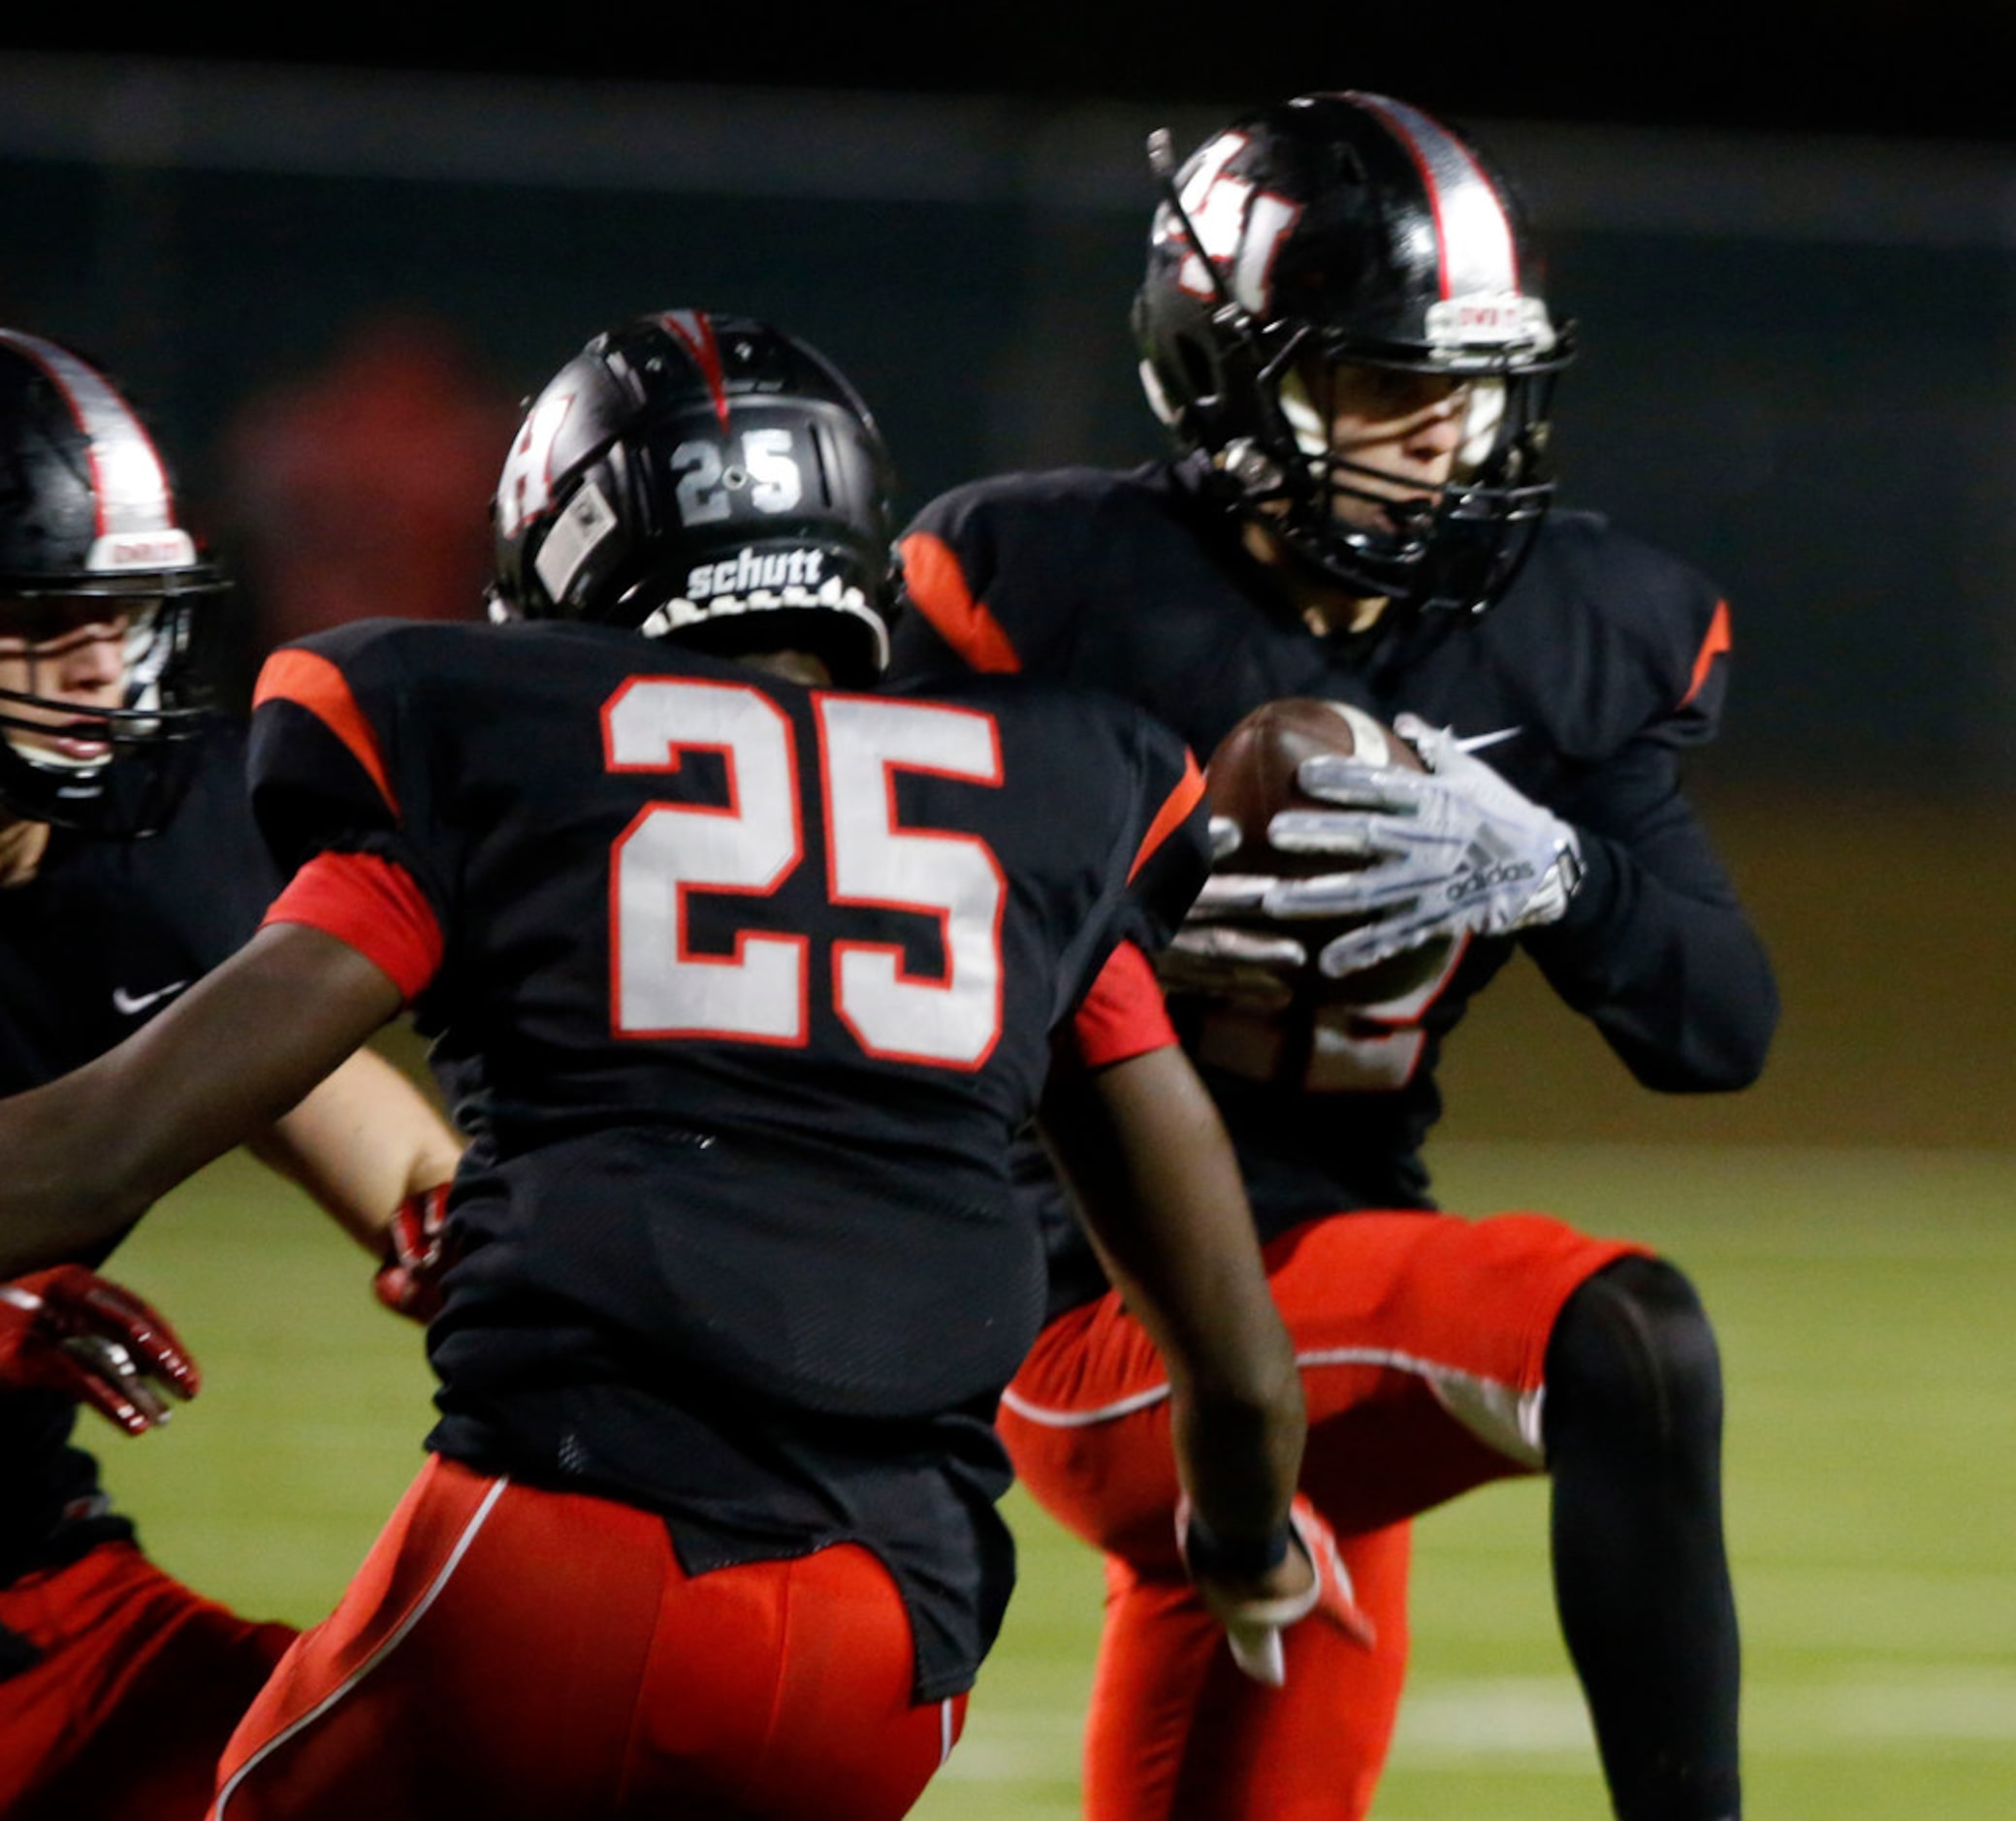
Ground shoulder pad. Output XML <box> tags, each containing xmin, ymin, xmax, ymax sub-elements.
<box><xmin>1498</xmin><ymin>513</ymin><xmax>1734</xmax><ymax>752</ymax></box>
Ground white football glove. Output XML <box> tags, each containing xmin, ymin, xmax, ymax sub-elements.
<box><xmin>1261</xmin><ymin>713</ymin><xmax>1584</xmax><ymax>977</ymax></box>
<box><xmin>1177</xmin><ymin>1493</ymin><xmax>1376</xmax><ymax>1687</ymax></box>
<box><xmin>1156</xmin><ymin>921</ymin><xmax>1308</xmax><ymax>1014</ymax></box>
<box><xmin>1155</xmin><ymin>813</ymin><xmax>1312</xmax><ymax>1010</ymax></box>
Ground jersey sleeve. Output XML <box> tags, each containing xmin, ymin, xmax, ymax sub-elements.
<box><xmin>1119</xmin><ymin>731</ymin><xmax>1210</xmax><ymax>953</ymax></box>
<box><xmin>1485</xmin><ymin>517</ymin><xmax>1776</xmax><ymax>1094</ymax></box>
<box><xmin>245</xmin><ymin>623</ymin><xmax>459</xmax><ymax>989</ymax></box>
<box><xmin>1053</xmin><ymin>707</ymin><xmax>1210</xmax><ymax>1040</ymax></box>
<box><xmin>1525</xmin><ymin>734</ymin><xmax>1778</xmax><ymax>1093</ymax></box>
<box><xmin>1066</xmin><ymin>940</ymin><xmax>1178</xmax><ymax>1069</ymax></box>
<box><xmin>260</xmin><ymin>849</ymin><xmax>445</xmax><ymax>1004</ymax></box>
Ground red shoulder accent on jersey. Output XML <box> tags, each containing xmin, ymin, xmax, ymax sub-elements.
<box><xmin>1070</xmin><ymin>940</ymin><xmax>1177</xmax><ymax>1069</ymax></box>
<box><xmin>898</xmin><ymin>531</ymin><xmax>1022</xmax><ymax>674</ymax></box>
<box><xmin>1680</xmin><ymin>598</ymin><xmax>1733</xmax><ymax>710</ymax></box>
<box><xmin>1128</xmin><ymin>749</ymin><xmax>1206</xmax><ymax>884</ymax></box>
<box><xmin>254</xmin><ymin>649</ymin><xmax>401</xmax><ymax>818</ymax></box>
<box><xmin>262</xmin><ymin>850</ymin><xmax>443</xmax><ymax>1004</ymax></box>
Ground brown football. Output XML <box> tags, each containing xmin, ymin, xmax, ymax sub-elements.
<box><xmin>1203</xmin><ymin>698</ymin><xmax>1454</xmax><ymax>1006</ymax></box>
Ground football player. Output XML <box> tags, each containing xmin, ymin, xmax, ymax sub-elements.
<box><xmin>0</xmin><ymin>328</ymin><xmax>462</xmax><ymax>1821</ymax></box>
<box><xmin>891</xmin><ymin>95</ymin><xmax>1775</xmax><ymax>1821</ymax></box>
<box><xmin>0</xmin><ymin>312</ymin><xmax>1350</xmax><ymax>1820</ymax></box>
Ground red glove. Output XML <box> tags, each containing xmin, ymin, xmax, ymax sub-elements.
<box><xmin>0</xmin><ymin>1266</ymin><xmax>201</xmax><ymax>1436</ymax></box>
<box><xmin>1177</xmin><ymin>1491</ymin><xmax>1376</xmax><ymax>1686</ymax></box>
<box><xmin>372</xmin><ymin>1184</ymin><xmax>456</xmax><ymax>1325</ymax></box>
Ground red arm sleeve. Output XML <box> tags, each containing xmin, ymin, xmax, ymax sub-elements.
<box><xmin>260</xmin><ymin>850</ymin><xmax>445</xmax><ymax>1006</ymax></box>
<box><xmin>1069</xmin><ymin>941</ymin><xmax>1178</xmax><ymax>1070</ymax></box>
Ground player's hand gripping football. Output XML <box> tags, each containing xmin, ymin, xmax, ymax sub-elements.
<box><xmin>372</xmin><ymin>1183</ymin><xmax>457</xmax><ymax>1325</ymax></box>
<box><xmin>0</xmin><ymin>1265</ymin><xmax>201</xmax><ymax>1436</ymax></box>
<box><xmin>1178</xmin><ymin>1492</ymin><xmax>1375</xmax><ymax>1687</ymax></box>
<box><xmin>1264</xmin><ymin>713</ymin><xmax>1584</xmax><ymax>976</ymax></box>
<box><xmin>1156</xmin><ymin>813</ymin><xmax>1315</xmax><ymax>1013</ymax></box>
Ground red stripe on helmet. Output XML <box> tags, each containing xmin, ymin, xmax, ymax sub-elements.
<box><xmin>1345</xmin><ymin>93</ymin><xmax>1519</xmax><ymax>303</ymax></box>
<box><xmin>0</xmin><ymin>330</ymin><xmax>177</xmax><ymax>541</ymax></box>
<box><xmin>657</xmin><ymin>310</ymin><xmax>733</xmax><ymax>432</ymax></box>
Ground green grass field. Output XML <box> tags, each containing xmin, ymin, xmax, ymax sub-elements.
<box><xmin>97</xmin><ymin>1139</ymin><xmax>2016</xmax><ymax>1819</ymax></box>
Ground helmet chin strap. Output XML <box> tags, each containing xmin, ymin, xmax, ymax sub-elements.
<box><xmin>1223</xmin><ymin>501</ymin><xmax>1373</xmax><ymax>623</ymax></box>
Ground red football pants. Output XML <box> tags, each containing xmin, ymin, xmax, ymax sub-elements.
<box><xmin>0</xmin><ymin>1539</ymin><xmax>296</xmax><ymax>1821</ymax></box>
<box><xmin>210</xmin><ymin>1454</ymin><xmax>967</xmax><ymax>1821</ymax></box>
<box><xmin>999</xmin><ymin>1209</ymin><xmax>1641</xmax><ymax>1821</ymax></box>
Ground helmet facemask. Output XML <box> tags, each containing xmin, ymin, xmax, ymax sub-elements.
<box><xmin>1134</xmin><ymin>94</ymin><xmax>1576</xmax><ymax>618</ymax></box>
<box><xmin>1260</xmin><ymin>345</ymin><xmax>1563</xmax><ymax>612</ymax></box>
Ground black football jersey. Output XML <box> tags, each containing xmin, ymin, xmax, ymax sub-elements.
<box><xmin>894</xmin><ymin>457</ymin><xmax>1778</xmax><ymax>1297</ymax></box>
<box><xmin>247</xmin><ymin>615</ymin><xmax>1209</xmax><ymax>1699</ymax></box>
<box><xmin>0</xmin><ymin>729</ymin><xmax>278</xmax><ymax>1582</ymax></box>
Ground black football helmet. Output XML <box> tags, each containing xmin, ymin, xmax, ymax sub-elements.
<box><xmin>0</xmin><ymin>330</ymin><xmax>222</xmax><ymax>836</ymax></box>
<box><xmin>1134</xmin><ymin>92</ymin><xmax>1573</xmax><ymax>614</ymax></box>
<box><xmin>489</xmin><ymin>311</ymin><xmax>897</xmax><ymax>687</ymax></box>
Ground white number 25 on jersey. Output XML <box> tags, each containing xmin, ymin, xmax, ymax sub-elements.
<box><xmin>604</xmin><ymin>679</ymin><xmax>1006</xmax><ymax>1070</ymax></box>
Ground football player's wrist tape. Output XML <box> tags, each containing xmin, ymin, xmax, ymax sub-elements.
<box><xmin>0</xmin><ymin>1267</ymin><xmax>200</xmax><ymax>1437</ymax></box>
<box><xmin>1264</xmin><ymin>713</ymin><xmax>1583</xmax><ymax>977</ymax></box>
<box><xmin>1176</xmin><ymin>1492</ymin><xmax>1376</xmax><ymax>1687</ymax></box>
<box><xmin>1181</xmin><ymin>1508</ymin><xmax>1293</xmax><ymax>1582</ymax></box>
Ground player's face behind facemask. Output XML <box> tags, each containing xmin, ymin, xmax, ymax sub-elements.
<box><xmin>0</xmin><ymin>329</ymin><xmax>223</xmax><ymax>839</ymax></box>
<box><xmin>487</xmin><ymin>310</ymin><xmax>899</xmax><ymax>689</ymax></box>
<box><xmin>1272</xmin><ymin>357</ymin><xmax>1511</xmax><ymax>549</ymax></box>
<box><xmin>0</xmin><ymin>591</ymin><xmax>211</xmax><ymax>839</ymax></box>
<box><xmin>0</xmin><ymin>596</ymin><xmax>135</xmax><ymax>767</ymax></box>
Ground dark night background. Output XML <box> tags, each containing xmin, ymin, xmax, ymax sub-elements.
<box><xmin>8</xmin><ymin>8</ymin><xmax>2015</xmax><ymax>142</ymax></box>
<box><xmin>3</xmin><ymin>20</ymin><xmax>2012</xmax><ymax>1140</ymax></box>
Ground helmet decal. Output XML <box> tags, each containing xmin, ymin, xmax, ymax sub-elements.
<box><xmin>531</xmin><ymin>476</ymin><xmax>620</xmax><ymax>605</ymax></box>
<box><xmin>1164</xmin><ymin>134</ymin><xmax>1303</xmax><ymax>317</ymax></box>
<box><xmin>657</xmin><ymin>310</ymin><xmax>732</xmax><ymax>433</ymax></box>
<box><xmin>496</xmin><ymin>387</ymin><xmax>578</xmax><ymax>542</ymax></box>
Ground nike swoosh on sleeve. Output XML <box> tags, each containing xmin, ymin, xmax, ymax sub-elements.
<box><xmin>112</xmin><ymin>979</ymin><xmax>190</xmax><ymax>1017</ymax></box>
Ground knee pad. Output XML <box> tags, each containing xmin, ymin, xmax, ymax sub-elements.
<box><xmin>1542</xmin><ymin>1255</ymin><xmax>1723</xmax><ymax>1457</ymax></box>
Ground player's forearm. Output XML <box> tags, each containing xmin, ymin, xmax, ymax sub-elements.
<box><xmin>1526</xmin><ymin>829</ymin><xmax>1779</xmax><ymax>1091</ymax></box>
<box><xmin>1524</xmin><ymin>751</ymin><xmax>1779</xmax><ymax>1090</ymax></box>
<box><xmin>1167</xmin><ymin>1369</ymin><xmax>1306</xmax><ymax>1549</ymax></box>
<box><xmin>251</xmin><ymin>1046</ymin><xmax>462</xmax><ymax>1253</ymax></box>
<box><xmin>1039</xmin><ymin>1047</ymin><xmax>1304</xmax><ymax>1541</ymax></box>
<box><xmin>0</xmin><ymin>924</ymin><xmax>403</xmax><ymax>1275</ymax></box>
